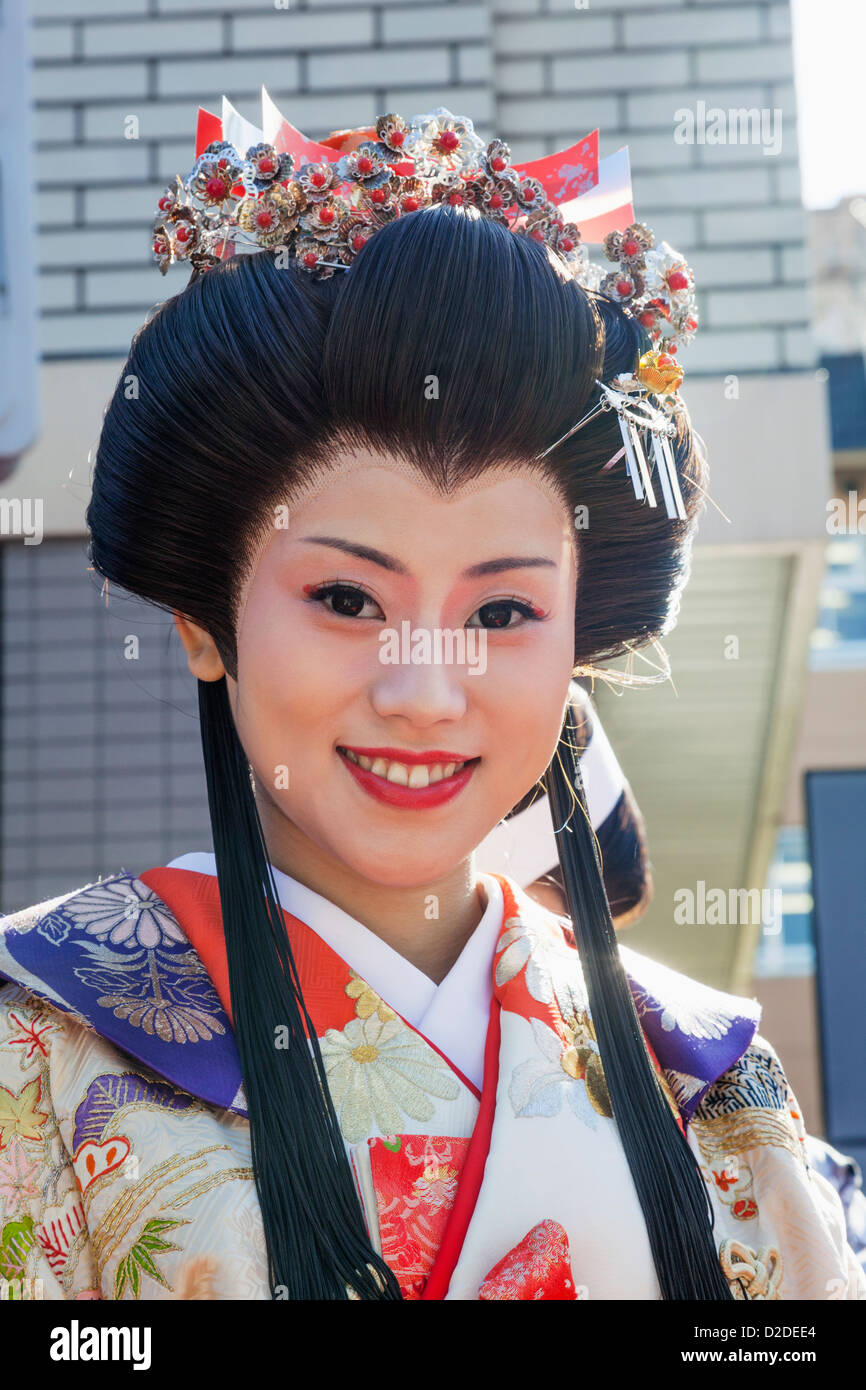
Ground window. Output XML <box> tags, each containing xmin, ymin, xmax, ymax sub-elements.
<box><xmin>809</xmin><ymin>535</ymin><xmax>866</xmax><ymax>670</ymax></box>
<box><xmin>754</xmin><ymin>826</ymin><xmax>815</xmax><ymax>977</ymax></box>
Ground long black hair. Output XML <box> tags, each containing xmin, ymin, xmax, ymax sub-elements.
<box><xmin>87</xmin><ymin>205</ymin><xmax>731</xmax><ymax>1299</ymax></box>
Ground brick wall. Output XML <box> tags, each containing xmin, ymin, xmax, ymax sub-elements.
<box><xmin>31</xmin><ymin>0</ymin><xmax>810</xmax><ymax>371</ymax></box>
<box><xmin>2</xmin><ymin>539</ymin><xmax>212</xmax><ymax>910</ymax></box>
<box><xmin>6</xmin><ymin>0</ymin><xmax>813</xmax><ymax>910</ymax></box>
<box><xmin>491</xmin><ymin>0</ymin><xmax>810</xmax><ymax>374</ymax></box>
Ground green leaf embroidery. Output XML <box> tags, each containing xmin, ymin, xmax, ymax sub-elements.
<box><xmin>0</xmin><ymin>1215</ymin><xmax>35</xmax><ymax>1280</ymax></box>
<box><xmin>115</xmin><ymin>1253</ymin><xmax>140</xmax><ymax>1301</ymax></box>
<box><xmin>114</xmin><ymin>1216</ymin><xmax>188</xmax><ymax>1300</ymax></box>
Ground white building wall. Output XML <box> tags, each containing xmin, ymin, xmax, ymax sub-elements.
<box><xmin>28</xmin><ymin>0</ymin><xmax>810</xmax><ymax>369</ymax></box>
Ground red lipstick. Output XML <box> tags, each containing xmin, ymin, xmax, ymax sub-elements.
<box><xmin>337</xmin><ymin>745</ymin><xmax>480</xmax><ymax>809</ymax></box>
<box><xmin>341</xmin><ymin>745</ymin><xmax>475</xmax><ymax>765</ymax></box>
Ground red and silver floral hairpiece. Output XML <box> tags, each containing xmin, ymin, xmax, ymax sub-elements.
<box><xmin>151</xmin><ymin>91</ymin><xmax>699</xmax><ymax>519</ymax></box>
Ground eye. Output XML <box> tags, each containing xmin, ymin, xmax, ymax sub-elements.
<box><xmin>466</xmin><ymin>598</ymin><xmax>546</xmax><ymax>630</ymax></box>
<box><xmin>306</xmin><ymin>583</ymin><xmax>385</xmax><ymax>620</ymax></box>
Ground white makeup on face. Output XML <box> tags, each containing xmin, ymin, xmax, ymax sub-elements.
<box><xmin>228</xmin><ymin>450</ymin><xmax>578</xmax><ymax>896</ymax></box>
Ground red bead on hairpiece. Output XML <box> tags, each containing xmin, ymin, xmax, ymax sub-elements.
<box><xmin>150</xmin><ymin>99</ymin><xmax>698</xmax><ymax>358</ymax></box>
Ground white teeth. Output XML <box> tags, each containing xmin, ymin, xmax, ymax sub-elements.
<box><xmin>343</xmin><ymin>750</ymin><xmax>471</xmax><ymax>785</ymax></box>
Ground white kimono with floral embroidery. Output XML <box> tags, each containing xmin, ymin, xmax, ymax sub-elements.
<box><xmin>0</xmin><ymin>866</ymin><xmax>862</xmax><ymax>1301</ymax></box>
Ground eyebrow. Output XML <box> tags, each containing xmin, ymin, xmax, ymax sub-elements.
<box><xmin>299</xmin><ymin>536</ymin><xmax>557</xmax><ymax>579</ymax></box>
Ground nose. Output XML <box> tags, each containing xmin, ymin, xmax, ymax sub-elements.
<box><xmin>369</xmin><ymin>638</ymin><xmax>470</xmax><ymax>728</ymax></box>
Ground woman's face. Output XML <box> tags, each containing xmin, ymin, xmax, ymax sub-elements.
<box><xmin>228</xmin><ymin>451</ymin><xmax>577</xmax><ymax>888</ymax></box>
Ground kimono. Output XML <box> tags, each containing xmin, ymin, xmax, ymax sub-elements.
<box><xmin>481</xmin><ymin>681</ymin><xmax>652</xmax><ymax>926</ymax></box>
<box><xmin>0</xmin><ymin>862</ymin><xmax>861</xmax><ymax>1302</ymax></box>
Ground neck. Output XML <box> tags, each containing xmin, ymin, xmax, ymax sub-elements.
<box><xmin>254</xmin><ymin>801</ymin><xmax>487</xmax><ymax>985</ymax></box>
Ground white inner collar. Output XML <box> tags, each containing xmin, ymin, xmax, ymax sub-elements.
<box><xmin>165</xmin><ymin>851</ymin><xmax>503</xmax><ymax>1092</ymax></box>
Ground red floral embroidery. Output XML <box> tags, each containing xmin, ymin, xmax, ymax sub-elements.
<box><xmin>702</xmin><ymin>1159</ymin><xmax>759</xmax><ymax>1221</ymax></box>
<box><xmin>34</xmin><ymin>1197</ymin><xmax>86</xmax><ymax>1280</ymax></box>
<box><xmin>5</xmin><ymin>1010</ymin><xmax>55</xmax><ymax>1061</ymax></box>
<box><xmin>73</xmin><ymin>1135</ymin><xmax>132</xmax><ymax>1194</ymax></box>
<box><xmin>713</xmin><ymin>1166</ymin><xmax>738</xmax><ymax>1192</ymax></box>
<box><xmin>370</xmin><ymin>1135</ymin><xmax>468</xmax><ymax>1299</ymax></box>
<box><xmin>479</xmin><ymin>1219</ymin><xmax>577</xmax><ymax>1300</ymax></box>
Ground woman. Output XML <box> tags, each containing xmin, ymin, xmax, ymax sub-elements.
<box><xmin>0</xmin><ymin>106</ymin><xmax>860</xmax><ymax>1302</ymax></box>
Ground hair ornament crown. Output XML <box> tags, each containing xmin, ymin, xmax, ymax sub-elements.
<box><xmin>152</xmin><ymin>91</ymin><xmax>699</xmax><ymax>520</ymax></box>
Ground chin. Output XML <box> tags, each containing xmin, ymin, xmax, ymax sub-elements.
<box><xmin>339</xmin><ymin>841</ymin><xmax>473</xmax><ymax>891</ymax></box>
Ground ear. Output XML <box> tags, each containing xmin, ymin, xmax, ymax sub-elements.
<box><xmin>173</xmin><ymin>612</ymin><xmax>226</xmax><ymax>682</ymax></box>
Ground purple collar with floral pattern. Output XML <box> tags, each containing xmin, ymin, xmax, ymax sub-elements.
<box><xmin>0</xmin><ymin>871</ymin><xmax>761</xmax><ymax>1123</ymax></box>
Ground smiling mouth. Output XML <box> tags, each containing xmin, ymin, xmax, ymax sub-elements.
<box><xmin>337</xmin><ymin>746</ymin><xmax>480</xmax><ymax>789</ymax></box>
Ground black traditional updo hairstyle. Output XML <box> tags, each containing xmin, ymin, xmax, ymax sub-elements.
<box><xmin>88</xmin><ymin>204</ymin><xmax>730</xmax><ymax>1300</ymax></box>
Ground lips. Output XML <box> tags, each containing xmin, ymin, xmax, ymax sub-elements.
<box><xmin>337</xmin><ymin>745</ymin><xmax>480</xmax><ymax>809</ymax></box>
